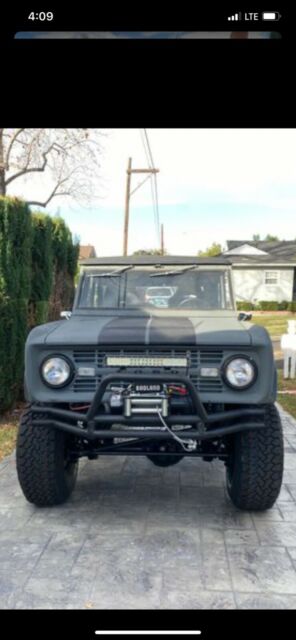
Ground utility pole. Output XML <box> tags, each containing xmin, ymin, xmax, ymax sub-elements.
<box><xmin>160</xmin><ymin>223</ymin><xmax>165</xmax><ymax>255</ymax></box>
<box><xmin>123</xmin><ymin>158</ymin><xmax>132</xmax><ymax>257</ymax></box>
<box><xmin>123</xmin><ymin>157</ymin><xmax>159</xmax><ymax>256</ymax></box>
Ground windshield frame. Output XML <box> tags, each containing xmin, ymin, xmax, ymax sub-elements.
<box><xmin>74</xmin><ymin>265</ymin><xmax>236</xmax><ymax>313</ymax></box>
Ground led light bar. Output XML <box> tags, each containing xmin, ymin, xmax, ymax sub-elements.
<box><xmin>94</xmin><ymin>633</ymin><xmax>202</xmax><ymax>637</ymax></box>
<box><xmin>106</xmin><ymin>356</ymin><xmax>187</xmax><ymax>368</ymax></box>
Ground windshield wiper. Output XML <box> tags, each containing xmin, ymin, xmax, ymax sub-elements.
<box><xmin>150</xmin><ymin>265</ymin><xmax>200</xmax><ymax>277</ymax></box>
<box><xmin>89</xmin><ymin>266</ymin><xmax>134</xmax><ymax>277</ymax></box>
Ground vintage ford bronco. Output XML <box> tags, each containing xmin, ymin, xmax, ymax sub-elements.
<box><xmin>16</xmin><ymin>256</ymin><xmax>284</xmax><ymax>509</ymax></box>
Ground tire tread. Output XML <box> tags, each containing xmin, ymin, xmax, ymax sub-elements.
<box><xmin>16</xmin><ymin>407</ymin><xmax>77</xmax><ymax>507</ymax></box>
<box><xmin>227</xmin><ymin>404</ymin><xmax>284</xmax><ymax>510</ymax></box>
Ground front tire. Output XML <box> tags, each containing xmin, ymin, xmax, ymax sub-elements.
<box><xmin>226</xmin><ymin>404</ymin><xmax>284</xmax><ymax>511</ymax></box>
<box><xmin>16</xmin><ymin>407</ymin><xmax>78</xmax><ymax>507</ymax></box>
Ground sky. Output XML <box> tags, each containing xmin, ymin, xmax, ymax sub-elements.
<box><xmin>7</xmin><ymin>129</ymin><xmax>296</xmax><ymax>256</ymax></box>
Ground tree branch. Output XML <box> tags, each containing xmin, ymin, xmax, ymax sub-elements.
<box><xmin>26</xmin><ymin>170</ymin><xmax>74</xmax><ymax>207</ymax></box>
<box><xmin>5</xmin><ymin>129</ymin><xmax>26</xmax><ymax>170</ymax></box>
<box><xmin>5</xmin><ymin>143</ymin><xmax>61</xmax><ymax>186</ymax></box>
<box><xmin>27</xmin><ymin>190</ymin><xmax>72</xmax><ymax>208</ymax></box>
<box><xmin>3</xmin><ymin>129</ymin><xmax>103</xmax><ymax>206</ymax></box>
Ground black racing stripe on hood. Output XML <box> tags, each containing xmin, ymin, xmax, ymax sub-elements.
<box><xmin>148</xmin><ymin>317</ymin><xmax>196</xmax><ymax>344</ymax></box>
<box><xmin>98</xmin><ymin>316</ymin><xmax>149</xmax><ymax>344</ymax></box>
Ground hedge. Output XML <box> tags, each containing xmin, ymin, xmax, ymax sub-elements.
<box><xmin>28</xmin><ymin>213</ymin><xmax>53</xmax><ymax>329</ymax></box>
<box><xmin>0</xmin><ymin>198</ymin><xmax>79</xmax><ymax>412</ymax></box>
<box><xmin>28</xmin><ymin>214</ymin><xmax>80</xmax><ymax>327</ymax></box>
<box><xmin>236</xmin><ymin>302</ymin><xmax>255</xmax><ymax>311</ymax></box>
<box><xmin>257</xmin><ymin>300</ymin><xmax>291</xmax><ymax>311</ymax></box>
<box><xmin>259</xmin><ymin>300</ymin><xmax>280</xmax><ymax>311</ymax></box>
<box><xmin>237</xmin><ymin>300</ymin><xmax>295</xmax><ymax>312</ymax></box>
<box><xmin>278</xmin><ymin>301</ymin><xmax>289</xmax><ymax>311</ymax></box>
<box><xmin>288</xmin><ymin>302</ymin><xmax>296</xmax><ymax>313</ymax></box>
<box><xmin>47</xmin><ymin>217</ymin><xmax>80</xmax><ymax>321</ymax></box>
<box><xmin>0</xmin><ymin>197</ymin><xmax>32</xmax><ymax>411</ymax></box>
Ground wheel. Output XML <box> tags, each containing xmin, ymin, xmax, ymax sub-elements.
<box><xmin>16</xmin><ymin>406</ymin><xmax>78</xmax><ymax>507</ymax></box>
<box><xmin>226</xmin><ymin>404</ymin><xmax>284</xmax><ymax>511</ymax></box>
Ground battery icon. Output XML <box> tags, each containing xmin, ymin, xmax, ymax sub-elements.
<box><xmin>262</xmin><ymin>11</ymin><xmax>281</xmax><ymax>20</ymax></box>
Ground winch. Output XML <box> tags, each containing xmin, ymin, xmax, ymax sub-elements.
<box><xmin>124</xmin><ymin>391</ymin><xmax>169</xmax><ymax>418</ymax></box>
<box><xmin>109</xmin><ymin>382</ymin><xmax>190</xmax><ymax>418</ymax></box>
<box><xmin>123</xmin><ymin>383</ymin><xmax>168</xmax><ymax>417</ymax></box>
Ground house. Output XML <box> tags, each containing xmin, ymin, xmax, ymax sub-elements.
<box><xmin>222</xmin><ymin>240</ymin><xmax>296</xmax><ymax>303</ymax></box>
<box><xmin>79</xmin><ymin>245</ymin><xmax>96</xmax><ymax>262</ymax></box>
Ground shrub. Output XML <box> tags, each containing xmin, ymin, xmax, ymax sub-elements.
<box><xmin>0</xmin><ymin>199</ymin><xmax>79</xmax><ymax>412</ymax></box>
<box><xmin>236</xmin><ymin>301</ymin><xmax>254</xmax><ymax>311</ymax></box>
<box><xmin>258</xmin><ymin>300</ymin><xmax>279</xmax><ymax>311</ymax></box>
<box><xmin>288</xmin><ymin>301</ymin><xmax>296</xmax><ymax>313</ymax></box>
<box><xmin>48</xmin><ymin>217</ymin><xmax>79</xmax><ymax>320</ymax></box>
<box><xmin>237</xmin><ymin>300</ymin><xmax>292</xmax><ymax>312</ymax></box>
<box><xmin>0</xmin><ymin>197</ymin><xmax>32</xmax><ymax>411</ymax></box>
<box><xmin>278</xmin><ymin>300</ymin><xmax>289</xmax><ymax>311</ymax></box>
<box><xmin>28</xmin><ymin>213</ymin><xmax>53</xmax><ymax>329</ymax></box>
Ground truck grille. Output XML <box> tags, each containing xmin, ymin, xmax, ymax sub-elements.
<box><xmin>191</xmin><ymin>376</ymin><xmax>223</xmax><ymax>393</ymax></box>
<box><xmin>72</xmin><ymin>347</ymin><xmax>224</xmax><ymax>367</ymax></box>
<box><xmin>71</xmin><ymin>347</ymin><xmax>224</xmax><ymax>393</ymax></box>
<box><xmin>73</xmin><ymin>377</ymin><xmax>99</xmax><ymax>393</ymax></box>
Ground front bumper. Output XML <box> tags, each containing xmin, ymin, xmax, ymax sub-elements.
<box><xmin>31</xmin><ymin>373</ymin><xmax>266</xmax><ymax>441</ymax></box>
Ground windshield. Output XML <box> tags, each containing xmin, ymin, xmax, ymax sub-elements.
<box><xmin>78</xmin><ymin>267</ymin><xmax>234</xmax><ymax>310</ymax></box>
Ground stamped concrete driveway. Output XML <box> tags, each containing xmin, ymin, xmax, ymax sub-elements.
<box><xmin>1</xmin><ymin>404</ymin><xmax>296</xmax><ymax>610</ymax></box>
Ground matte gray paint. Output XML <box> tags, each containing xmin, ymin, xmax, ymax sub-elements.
<box><xmin>25</xmin><ymin>312</ymin><xmax>276</xmax><ymax>406</ymax></box>
<box><xmin>25</xmin><ymin>258</ymin><xmax>275</xmax><ymax>407</ymax></box>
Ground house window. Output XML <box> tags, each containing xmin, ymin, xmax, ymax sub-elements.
<box><xmin>264</xmin><ymin>271</ymin><xmax>279</xmax><ymax>285</ymax></box>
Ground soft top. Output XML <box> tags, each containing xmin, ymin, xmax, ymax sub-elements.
<box><xmin>80</xmin><ymin>255</ymin><xmax>232</xmax><ymax>266</ymax></box>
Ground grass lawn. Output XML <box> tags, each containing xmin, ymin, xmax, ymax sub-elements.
<box><xmin>0</xmin><ymin>407</ymin><xmax>23</xmax><ymax>463</ymax></box>
<box><xmin>251</xmin><ymin>313</ymin><xmax>296</xmax><ymax>337</ymax></box>
<box><xmin>277</xmin><ymin>369</ymin><xmax>296</xmax><ymax>419</ymax></box>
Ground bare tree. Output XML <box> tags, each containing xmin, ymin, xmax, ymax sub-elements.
<box><xmin>0</xmin><ymin>128</ymin><xmax>104</xmax><ymax>207</ymax></box>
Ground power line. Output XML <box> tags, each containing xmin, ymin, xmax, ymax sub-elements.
<box><xmin>140</xmin><ymin>129</ymin><xmax>151</xmax><ymax>167</ymax></box>
<box><xmin>140</xmin><ymin>129</ymin><xmax>159</xmax><ymax>243</ymax></box>
<box><xmin>144</xmin><ymin>129</ymin><xmax>160</xmax><ymax>239</ymax></box>
<box><xmin>143</xmin><ymin>129</ymin><xmax>155</xmax><ymax>167</ymax></box>
<box><xmin>130</xmin><ymin>173</ymin><xmax>151</xmax><ymax>196</ymax></box>
<box><xmin>152</xmin><ymin>171</ymin><xmax>160</xmax><ymax>242</ymax></box>
<box><xmin>142</xmin><ymin>129</ymin><xmax>160</xmax><ymax>243</ymax></box>
<box><xmin>123</xmin><ymin>157</ymin><xmax>159</xmax><ymax>256</ymax></box>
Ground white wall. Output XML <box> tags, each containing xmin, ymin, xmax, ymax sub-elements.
<box><xmin>232</xmin><ymin>268</ymin><xmax>294</xmax><ymax>303</ymax></box>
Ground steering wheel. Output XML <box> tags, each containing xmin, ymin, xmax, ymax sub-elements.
<box><xmin>177</xmin><ymin>295</ymin><xmax>201</xmax><ymax>308</ymax></box>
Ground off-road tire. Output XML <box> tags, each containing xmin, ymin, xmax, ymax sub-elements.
<box><xmin>226</xmin><ymin>404</ymin><xmax>284</xmax><ymax>511</ymax></box>
<box><xmin>16</xmin><ymin>406</ymin><xmax>78</xmax><ymax>507</ymax></box>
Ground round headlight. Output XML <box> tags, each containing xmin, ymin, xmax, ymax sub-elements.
<box><xmin>223</xmin><ymin>357</ymin><xmax>257</xmax><ymax>390</ymax></box>
<box><xmin>41</xmin><ymin>356</ymin><xmax>72</xmax><ymax>388</ymax></box>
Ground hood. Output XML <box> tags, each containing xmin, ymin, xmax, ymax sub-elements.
<box><xmin>38</xmin><ymin>314</ymin><xmax>252</xmax><ymax>346</ymax></box>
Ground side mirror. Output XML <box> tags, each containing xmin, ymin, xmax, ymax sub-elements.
<box><xmin>60</xmin><ymin>310</ymin><xmax>72</xmax><ymax>320</ymax></box>
<box><xmin>238</xmin><ymin>312</ymin><xmax>252</xmax><ymax>322</ymax></box>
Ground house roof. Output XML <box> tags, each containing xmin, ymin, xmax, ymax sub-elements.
<box><xmin>80</xmin><ymin>255</ymin><xmax>232</xmax><ymax>266</ymax></box>
<box><xmin>227</xmin><ymin>240</ymin><xmax>296</xmax><ymax>256</ymax></box>
<box><xmin>224</xmin><ymin>240</ymin><xmax>296</xmax><ymax>265</ymax></box>
<box><xmin>79</xmin><ymin>245</ymin><xmax>96</xmax><ymax>260</ymax></box>
<box><xmin>225</xmin><ymin>243</ymin><xmax>268</xmax><ymax>256</ymax></box>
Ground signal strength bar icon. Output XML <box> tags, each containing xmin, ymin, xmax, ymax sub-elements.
<box><xmin>228</xmin><ymin>13</ymin><xmax>241</xmax><ymax>21</ymax></box>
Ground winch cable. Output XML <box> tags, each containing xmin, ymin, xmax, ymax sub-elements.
<box><xmin>156</xmin><ymin>408</ymin><xmax>197</xmax><ymax>452</ymax></box>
